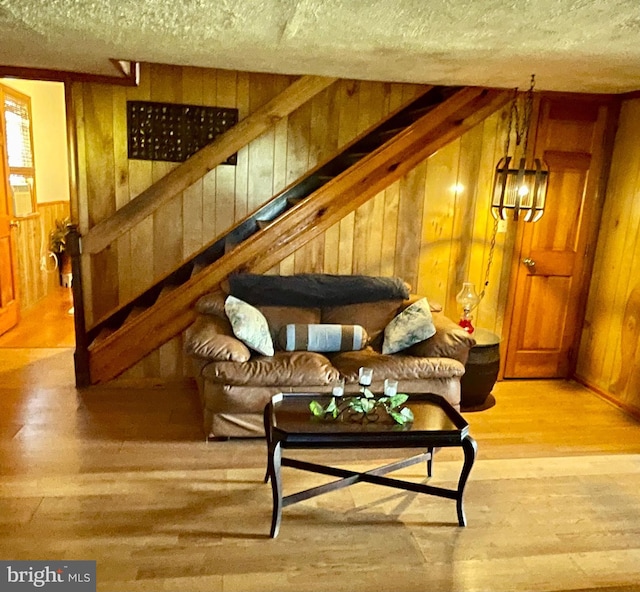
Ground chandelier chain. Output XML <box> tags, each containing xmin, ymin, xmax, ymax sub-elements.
<box><xmin>479</xmin><ymin>74</ymin><xmax>539</xmax><ymax>307</ymax></box>
<box><xmin>522</xmin><ymin>74</ymin><xmax>535</xmax><ymax>155</ymax></box>
<box><xmin>504</xmin><ymin>74</ymin><xmax>536</xmax><ymax>160</ymax></box>
<box><xmin>479</xmin><ymin>216</ymin><xmax>499</xmax><ymax>303</ymax></box>
<box><xmin>503</xmin><ymin>88</ymin><xmax>516</xmax><ymax>157</ymax></box>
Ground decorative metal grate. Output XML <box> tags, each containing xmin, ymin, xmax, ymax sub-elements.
<box><xmin>127</xmin><ymin>101</ymin><xmax>238</xmax><ymax>164</ymax></box>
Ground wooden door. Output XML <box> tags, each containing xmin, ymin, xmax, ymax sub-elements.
<box><xmin>503</xmin><ymin>95</ymin><xmax>619</xmax><ymax>378</ymax></box>
<box><xmin>0</xmin><ymin>129</ymin><xmax>19</xmax><ymax>337</ymax></box>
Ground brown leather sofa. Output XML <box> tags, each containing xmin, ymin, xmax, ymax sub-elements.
<box><xmin>185</xmin><ymin>274</ymin><xmax>475</xmax><ymax>439</ymax></box>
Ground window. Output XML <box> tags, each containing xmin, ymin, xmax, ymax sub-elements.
<box><xmin>1</xmin><ymin>83</ymin><xmax>36</xmax><ymax>217</ymax></box>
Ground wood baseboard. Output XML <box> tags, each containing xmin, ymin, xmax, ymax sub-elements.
<box><xmin>573</xmin><ymin>373</ymin><xmax>640</xmax><ymax>422</ymax></box>
<box><xmin>81</xmin><ymin>376</ymin><xmax>198</xmax><ymax>390</ymax></box>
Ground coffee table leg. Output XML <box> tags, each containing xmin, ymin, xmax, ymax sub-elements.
<box><xmin>263</xmin><ymin>403</ymin><xmax>272</xmax><ymax>484</ymax></box>
<box><xmin>456</xmin><ymin>435</ymin><xmax>477</xmax><ymax>526</ymax></box>
<box><xmin>268</xmin><ymin>440</ymin><xmax>283</xmax><ymax>538</ymax></box>
<box><xmin>426</xmin><ymin>446</ymin><xmax>434</xmax><ymax>477</ymax></box>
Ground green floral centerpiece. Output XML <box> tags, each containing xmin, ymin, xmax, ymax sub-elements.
<box><xmin>309</xmin><ymin>367</ymin><xmax>414</xmax><ymax>426</ymax></box>
<box><xmin>309</xmin><ymin>388</ymin><xmax>414</xmax><ymax>425</ymax></box>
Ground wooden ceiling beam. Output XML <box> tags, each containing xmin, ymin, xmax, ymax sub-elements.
<box><xmin>0</xmin><ymin>61</ymin><xmax>140</xmax><ymax>86</ymax></box>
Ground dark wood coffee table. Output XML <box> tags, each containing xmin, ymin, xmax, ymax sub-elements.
<box><xmin>263</xmin><ymin>392</ymin><xmax>477</xmax><ymax>538</ymax></box>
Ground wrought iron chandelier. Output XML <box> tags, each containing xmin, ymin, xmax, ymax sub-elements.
<box><xmin>491</xmin><ymin>75</ymin><xmax>548</xmax><ymax>223</ymax></box>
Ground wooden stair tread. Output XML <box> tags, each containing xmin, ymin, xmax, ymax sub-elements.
<box><xmin>157</xmin><ymin>284</ymin><xmax>179</xmax><ymax>300</ymax></box>
<box><xmin>190</xmin><ymin>260</ymin><xmax>207</xmax><ymax>278</ymax></box>
<box><xmin>224</xmin><ymin>238</ymin><xmax>239</xmax><ymax>254</ymax></box>
<box><xmin>376</xmin><ymin>127</ymin><xmax>406</xmax><ymax>140</ymax></box>
<box><xmin>124</xmin><ymin>306</ymin><xmax>147</xmax><ymax>324</ymax></box>
<box><xmin>406</xmin><ymin>105</ymin><xmax>437</xmax><ymax>118</ymax></box>
<box><xmin>342</xmin><ymin>152</ymin><xmax>368</xmax><ymax>161</ymax></box>
<box><xmin>90</xmin><ymin>327</ymin><xmax>116</xmax><ymax>348</ymax></box>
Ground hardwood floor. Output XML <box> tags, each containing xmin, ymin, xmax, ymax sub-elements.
<box><xmin>1</xmin><ymin>347</ymin><xmax>640</xmax><ymax>591</ymax></box>
<box><xmin>0</xmin><ymin>286</ymin><xmax>75</xmax><ymax>348</ymax></box>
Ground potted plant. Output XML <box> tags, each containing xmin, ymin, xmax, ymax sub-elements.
<box><xmin>48</xmin><ymin>217</ymin><xmax>72</xmax><ymax>286</ymax></box>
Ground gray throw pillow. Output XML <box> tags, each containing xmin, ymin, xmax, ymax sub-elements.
<box><xmin>224</xmin><ymin>295</ymin><xmax>275</xmax><ymax>356</ymax></box>
<box><xmin>278</xmin><ymin>324</ymin><xmax>368</xmax><ymax>352</ymax></box>
<box><xmin>382</xmin><ymin>297</ymin><xmax>436</xmax><ymax>354</ymax></box>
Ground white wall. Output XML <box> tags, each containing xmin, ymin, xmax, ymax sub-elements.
<box><xmin>1</xmin><ymin>78</ymin><xmax>70</xmax><ymax>204</ymax></box>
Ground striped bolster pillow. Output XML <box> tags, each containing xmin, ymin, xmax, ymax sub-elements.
<box><xmin>278</xmin><ymin>324</ymin><xmax>368</xmax><ymax>352</ymax></box>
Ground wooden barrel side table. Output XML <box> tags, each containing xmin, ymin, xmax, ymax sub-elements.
<box><xmin>460</xmin><ymin>328</ymin><xmax>500</xmax><ymax>410</ymax></box>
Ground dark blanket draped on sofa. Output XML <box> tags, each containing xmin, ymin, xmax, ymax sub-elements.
<box><xmin>227</xmin><ymin>273</ymin><xmax>410</xmax><ymax>307</ymax></box>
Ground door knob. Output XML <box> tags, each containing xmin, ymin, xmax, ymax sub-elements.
<box><xmin>9</xmin><ymin>220</ymin><xmax>19</xmax><ymax>228</ymax></box>
<box><xmin>523</xmin><ymin>257</ymin><xmax>536</xmax><ymax>268</ymax></box>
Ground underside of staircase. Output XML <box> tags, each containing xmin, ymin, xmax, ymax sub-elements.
<box><xmin>78</xmin><ymin>84</ymin><xmax>510</xmax><ymax>385</ymax></box>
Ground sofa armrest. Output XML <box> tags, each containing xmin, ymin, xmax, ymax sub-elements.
<box><xmin>184</xmin><ymin>315</ymin><xmax>251</xmax><ymax>362</ymax></box>
<box><xmin>194</xmin><ymin>290</ymin><xmax>227</xmax><ymax>318</ymax></box>
<box><xmin>406</xmin><ymin>312</ymin><xmax>476</xmax><ymax>364</ymax></box>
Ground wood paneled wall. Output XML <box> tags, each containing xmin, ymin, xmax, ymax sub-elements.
<box><xmin>70</xmin><ymin>63</ymin><xmax>512</xmax><ymax>381</ymax></box>
<box><xmin>14</xmin><ymin>201</ymin><xmax>70</xmax><ymax>310</ymax></box>
<box><xmin>128</xmin><ymin>104</ymin><xmax>511</xmax><ymax>381</ymax></box>
<box><xmin>270</xmin><ymin>106</ymin><xmax>511</xmax><ymax>334</ymax></box>
<box><xmin>71</xmin><ymin>64</ymin><xmax>425</xmax><ymax>327</ymax></box>
<box><xmin>576</xmin><ymin>98</ymin><xmax>640</xmax><ymax>416</ymax></box>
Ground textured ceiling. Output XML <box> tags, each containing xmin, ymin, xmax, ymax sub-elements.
<box><xmin>1</xmin><ymin>0</ymin><xmax>640</xmax><ymax>93</ymax></box>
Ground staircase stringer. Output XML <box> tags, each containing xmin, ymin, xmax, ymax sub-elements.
<box><xmin>88</xmin><ymin>87</ymin><xmax>511</xmax><ymax>384</ymax></box>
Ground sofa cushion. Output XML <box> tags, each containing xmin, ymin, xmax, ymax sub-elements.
<box><xmin>382</xmin><ymin>297</ymin><xmax>436</xmax><ymax>354</ymax></box>
<box><xmin>201</xmin><ymin>351</ymin><xmax>340</xmax><ymax>386</ymax></box>
<box><xmin>256</xmin><ymin>305</ymin><xmax>322</xmax><ymax>347</ymax></box>
<box><xmin>407</xmin><ymin>312</ymin><xmax>476</xmax><ymax>364</ymax></box>
<box><xmin>330</xmin><ymin>348</ymin><xmax>465</xmax><ymax>382</ymax></box>
<box><xmin>194</xmin><ymin>290</ymin><xmax>227</xmax><ymax>317</ymax></box>
<box><xmin>321</xmin><ymin>299</ymin><xmax>404</xmax><ymax>344</ymax></box>
<box><xmin>278</xmin><ymin>324</ymin><xmax>368</xmax><ymax>352</ymax></box>
<box><xmin>400</xmin><ymin>294</ymin><xmax>443</xmax><ymax>314</ymax></box>
<box><xmin>224</xmin><ymin>295</ymin><xmax>275</xmax><ymax>356</ymax></box>
<box><xmin>184</xmin><ymin>315</ymin><xmax>251</xmax><ymax>362</ymax></box>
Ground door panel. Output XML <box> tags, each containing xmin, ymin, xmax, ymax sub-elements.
<box><xmin>534</xmin><ymin>153</ymin><xmax>590</xmax><ymax>251</ymax></box>
<box><xmin>0</xmin><ymin>120</ymin><xmax>19</xmax><ymax>337</ymax></box>
<box><xmin>504</xmin><ymin>96</ymin><xmax>617</xmax><ymax>378</ymax></box>
<box><xmin>0</xmin><ymin>193</ymin><xmax>19</xmax><ymax>337</ymax></box>
<box><xmin>521</xmin><ymin>276</ymin><xmax>571</xmax><ymax>350</ymax></box>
